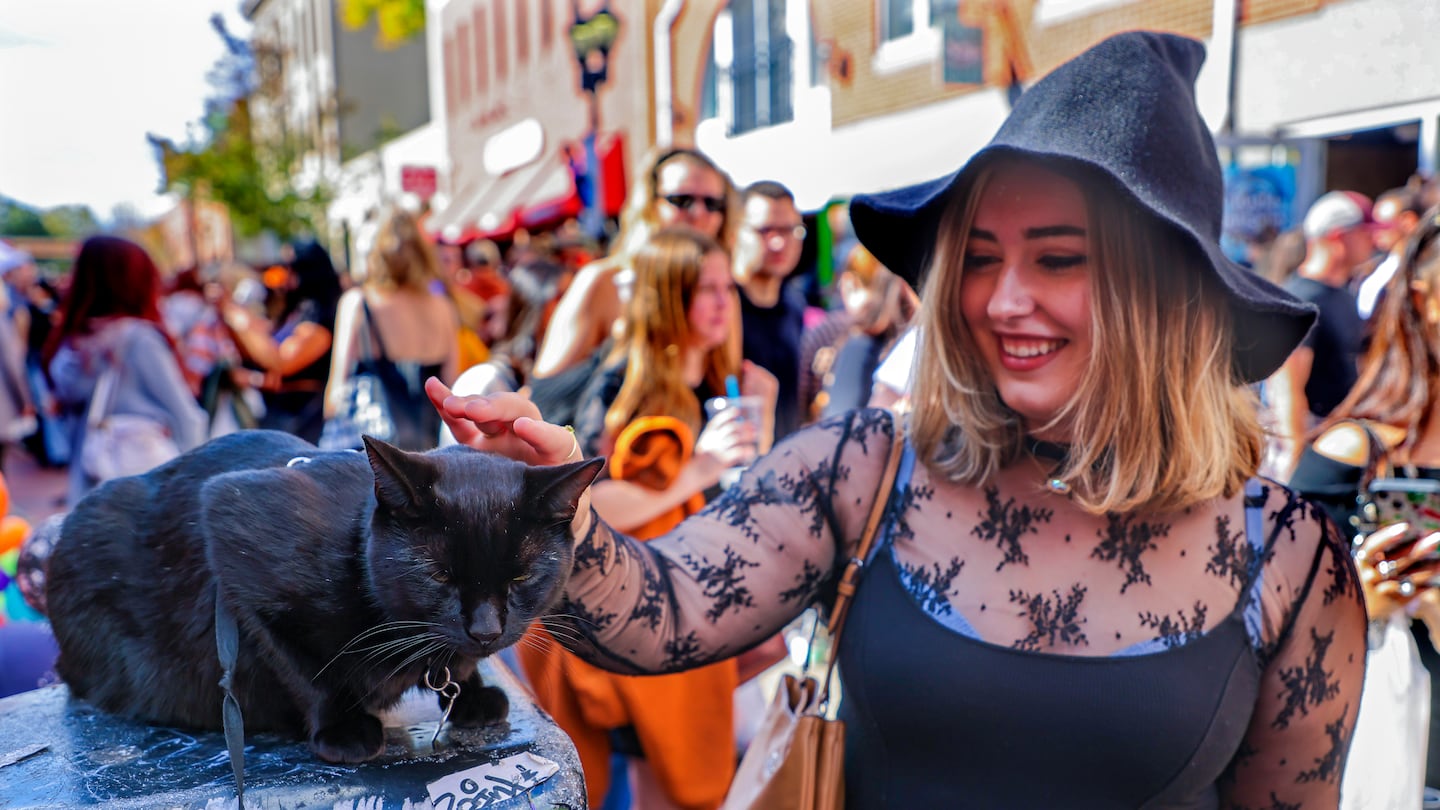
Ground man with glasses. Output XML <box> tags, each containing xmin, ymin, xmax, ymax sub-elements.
<box><xmin>735</xmin><ymin>181</ymin><xmax>808</xmax><ymax>439</ymax></box>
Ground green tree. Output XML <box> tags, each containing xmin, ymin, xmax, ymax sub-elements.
<box><xmin>149</xmin><ymin>15</ymin><xmax>330</xmax><ymax>242</ymax></box>
<box><xmin>39</xmin><ymin>205</ymin><xmax>100</xmax><ymax>240</ymax></box>
<box><xmin>0</xmin><ymin>198</ymin><xmax>50</xmax><ymax>237</ymax></box>
<box><xmin>339</xmin><ymin>0</ymin><xmax>425</xmax><ymax>49</ymax></box>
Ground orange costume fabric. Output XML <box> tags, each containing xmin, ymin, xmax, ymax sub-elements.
<box><xmin>519</xmin><ymin>416</ymin><xmax>738</xmax><ymax>810</ymax></box>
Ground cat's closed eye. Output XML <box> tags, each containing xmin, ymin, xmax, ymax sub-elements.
<box><xmin>512</xmin><ymin>574</ymin><xmax>531</xmax><ymax>583</ymax></box>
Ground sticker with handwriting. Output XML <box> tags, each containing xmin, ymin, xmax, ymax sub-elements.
<box><xmin>427</xmin><ymin>751</ymin><xmax>560</xmax><ymax>809</ymax></box>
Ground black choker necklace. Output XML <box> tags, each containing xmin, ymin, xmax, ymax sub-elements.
<box><xmin>1024</xmin><ymin>437</ymin><xmax>1070</xmax><ymax>464</ymax></box>
<box><xmin>1023</xmin><ymin>436</ymin><xmax>1072</xmax><ymax>494</ymax></box>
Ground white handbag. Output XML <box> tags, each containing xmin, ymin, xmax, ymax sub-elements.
<box><xmin>80</xmin><ymin>364</ymin><xmax>180</xmax><ymax>482</ymax></box>
<box><xmin>1340</xmin><ymin>613</ymin><xmax>1431</xmax><ymax>810</ymax></box>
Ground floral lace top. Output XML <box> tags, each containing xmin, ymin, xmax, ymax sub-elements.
<box><xmin>555</xmin><ymin>409</ymin><xmax>1367</xmax><ymax>807</ymax></box>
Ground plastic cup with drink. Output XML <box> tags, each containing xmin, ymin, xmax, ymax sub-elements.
<box><xmin>703</xmin><ymin>376</ymin><xmax>762</xmax><ymax>489</ymax></box>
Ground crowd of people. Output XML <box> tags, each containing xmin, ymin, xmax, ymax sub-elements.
<box><xmin>5</xmin><ymin>27</ymin><xmax>1440</xmax><ymax>808</ymax></box>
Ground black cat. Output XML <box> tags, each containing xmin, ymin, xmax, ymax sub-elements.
<box><xmin>45</xmin><ymin>430</ymin><xmax>602</xmax><ymax>764</ymax></box>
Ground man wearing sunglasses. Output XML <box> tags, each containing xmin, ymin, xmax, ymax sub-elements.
<box><xmin>735</xmin><ymin>180</ymin><xmax>808</xmax><ymax>439</ymax></box>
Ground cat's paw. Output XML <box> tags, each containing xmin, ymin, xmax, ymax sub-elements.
<box><xmin>448</xmin><ymin>684</ymin><xmax>509</xmax><ymax>728</ymax></box>
<box><xmin>310</xmin><ymin>712</ymin><xmax>385</xmax><ymax>763</ymax></box>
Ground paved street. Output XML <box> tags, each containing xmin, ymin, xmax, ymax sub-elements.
<box><xmin>3</xmin><ymin>448</ymin><xmax>67</xmax><ymax>526</ymax></box>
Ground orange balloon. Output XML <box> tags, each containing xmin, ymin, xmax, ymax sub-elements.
<box><xmin>0</xmin><ymin>515</ymin><xmax>29</xmax><ymax>555</ymax></box>
<box><xmin>0</xmin><ymin>472</ymin><xmax>9</xmax><ymax>518</ymax></box>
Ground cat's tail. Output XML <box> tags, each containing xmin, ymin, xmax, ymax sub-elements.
<box><xmin>16</xmin><ymin>512</ymin><xmax>64</xmax><ymax>617</ymax></box>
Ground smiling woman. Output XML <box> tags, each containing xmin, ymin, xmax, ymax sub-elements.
<box><xmin>432</xmin><ymin>32</ymin><xmax>1366</xmax><ymax>809</ymax></box>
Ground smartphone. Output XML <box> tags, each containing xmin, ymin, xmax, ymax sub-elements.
<box><xmin>1368</xmin><ymin>478</ymin><xmax>1440</xmax><ymax>558</ymax></box>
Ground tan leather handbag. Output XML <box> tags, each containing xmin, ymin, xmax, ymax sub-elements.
<box><xmin>721</xmin><ymin>412</ymin><xmax>904</xmax><ymax>810</ymax></box>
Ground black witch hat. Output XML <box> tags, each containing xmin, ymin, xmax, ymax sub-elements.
<box><xmin>849</xmin><ymin>31</ymin><xmax>1315</xmax><ymax>383</ymax></box>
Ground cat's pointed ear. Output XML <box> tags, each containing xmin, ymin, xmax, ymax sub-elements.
<box><xmin>525</xmin><ymin>457</ymin><xmax>605</xmax><ymax>522</ymax></box>
<box><xmin>364</xmin><ymin>436</ymin><xmax>434</xmax><ymax>512</ymax></box>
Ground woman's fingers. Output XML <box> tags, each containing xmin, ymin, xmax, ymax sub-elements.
<box><xmin>1358</xmin><ymin>522</ymin><xmax>1412</xmax><ymax>563</ymax></box>
<box><xmin>426</xmin><ymin>377</ymin><xmax>481</xmax><ymax>445</ymax></box>
<box><xmin>423</xmin><ymin>378</ymin><xmax>573</xmax><ymax>464</ymax></box>
<box><xmin>512</xmin><ymin>417</ymin><xmax>583</xmax><ymax>466</ymax></box>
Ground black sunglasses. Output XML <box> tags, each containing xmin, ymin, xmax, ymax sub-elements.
<box><xmin>662</xmin><ymin>194</ymin><xmax>726</xmax><ymax>214</ymax></box>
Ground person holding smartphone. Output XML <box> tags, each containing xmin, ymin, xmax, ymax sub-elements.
<box><xmin>1291</xmin><ymin>201</ymin><xmax>1440</xmax><ymax>807</ymax></box>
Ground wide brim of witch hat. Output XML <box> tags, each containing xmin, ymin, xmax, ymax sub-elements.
<box><xmin>849</xmin><ymin>30</ymin><xmax>1316</xmax><ymax>384</ymax></box>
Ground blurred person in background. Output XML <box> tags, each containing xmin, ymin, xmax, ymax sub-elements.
<box><xmin>0</xmin><ymin>244</ymin><xmax>38</xmax><ymax>466</ymax></box>
<box><xmin>42</xmin><ymin>236</ymin><xmax>206</xmax><ymax>506</ymax></box>
<box><xmin>522</xmin><ymin>227</ymin><xmax>775</xmax><ymax>810</ymax></box>
<box><xmin>1289</xmin><ymin>205</ymin><xmax>1440</xmax><ymax>808</ymax></box>
<box><xmin>161</xmin><ymin>267</ymin><xmax>225</xmax><ymax>397</ymax></box>
<box><xmin>732</xmin><ymin>181</ymin><xmax>808</xmax><ymax>440</ymax></box>
<box><xmin>804</xmin><ymin>244</ymin><xmax>919</xmax><ymax>422</ymax></box>
<box><xmin>161</xmin><ymin>266</ymin><xmax>256</xmax><ymax>437</ymax></box>
<box><xmin>0</xmin><ymin>264</ymin><xmax>35</xmax><ymax>470</ymax></box>
<box><xmin>435</xmin><ymin>240</ymin><xmax>500</xmax><ymax>376</ymax></box>
<box><xmin>1266</xmin><ymin>191</ymin><xmax>1375</xmax><ymax>478</ymax></box>
<box><xmin>220</xmin><ymin>240</ymin><xmax>342</xmax><ymax>444</ymax></box>
<box><xmin>1357</xmin><ymin>179</ymin><xmax>1429</xmax><ymax>320</ymax></box>
<box><xmin>324</xmin><ymin>206</ymin><xmax>458</xmax><ymax>450</ymax></box>
<box><xmin>1256</xmin><ymin>227</ymin><xmax>1307</xmax><ymax>286</ymax></box>
<box><xmin>3</xmin><ymin>243</ymin><xmax>69</xmax><ymax>467</ymax></box>
<box><xmin>528</xmin><ymin>147</ymin><xmax>738</xmax><ymax>428</ymax></box>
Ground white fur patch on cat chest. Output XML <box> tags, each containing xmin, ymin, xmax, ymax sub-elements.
<box><xmin>425</xmin><ymin>751</ymin><xmax>560</xmax><ymax>809</ymax></box>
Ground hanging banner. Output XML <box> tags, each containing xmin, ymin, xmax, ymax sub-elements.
<box><xmin>943</xmin><ymin>17</ymin><xmax>985</xmax><ymax>85</ymax></box>
<box><xmin>1221</xmin><ymin>162</ymin><xmax>1297</xmax><ymax>266</ymax></box>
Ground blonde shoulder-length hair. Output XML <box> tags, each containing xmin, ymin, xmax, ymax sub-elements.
<box><xmin>605</xmin><ymin>228</ymin><xmax>741</xmax><ymax>442</ymax></box>
<box><xmin>365</xmin><ymin>206</ymin><xmax>441</xmax><ymax>291</ymax></box>
<box><xmin>908</xmin><ymin>161</ymin><xmax>1264</xmax><ymax>516</ymax></box>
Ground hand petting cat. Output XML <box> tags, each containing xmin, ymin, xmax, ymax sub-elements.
<box><xmin>425</xmin><ymin>377</ymin><xmax>579</xmax><ymax>463</ymax></box>
<box><xmin>426</xmin><ymin>376</ymin><xmax>597</xmax><ymax>539</ymax></box>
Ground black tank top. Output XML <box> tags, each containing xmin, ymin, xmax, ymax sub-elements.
<box><xmin>837</xmin><ymin>447</ymin><xmax>1267</xmax><ymax>808</ymax></box>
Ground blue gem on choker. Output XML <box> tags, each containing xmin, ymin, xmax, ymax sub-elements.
<box><xmin>1025</xmin><ymin>437</ymin><xmax>1072</xmax><ymax>495</ymax></box>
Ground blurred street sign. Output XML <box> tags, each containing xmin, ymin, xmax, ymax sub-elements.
<box><xmin>569</xmin><ymin>7</ymin><xmax>618</xmax><ymax>93</ymax></box>
<box><xmin>401</xmin><ymin>166</ymin><xmax>438</xmax><ymax>200</ymax></box>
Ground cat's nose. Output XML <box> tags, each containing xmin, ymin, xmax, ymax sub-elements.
<box><xmin>467</xmin><ymin>603</ymin><xmax>503</xmax><ymax>645</ymax></box>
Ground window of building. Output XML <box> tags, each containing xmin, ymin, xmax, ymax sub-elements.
<box><xmin>457</xmin><ymin>21</ymin><xmax>473</xmax><ymax>103</ymax></box>
<box><xmin>444</xmin><ymin>34</ymin><xmax>456</xmax><ymax>113</ymax></box>
<box><xmin>516</xmin><ymin>0</ymin><xmax>530</xmax><ymax>67</ymax></box>
<box><xmin>494</xmin><ymin>0</ymin><xmax>509</xmax><ymax>81</ymax></box>
<box><xmin>711</xmin><ymin>0</ymin><xmax>800</xmax><ymax>137</ymax></box>
<box><xmin>473</xmin><ymin>6</ymin><xmax>489</xmax><ymax>98</ymax></box>
<box><xmin>874</xmin><ymin>0</ymin><xmax>956</xmax><ymax>74</ymax></box>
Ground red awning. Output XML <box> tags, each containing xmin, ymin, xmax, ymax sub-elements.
<box><xmin>433</xmin><ymin>131</ymin><xmax>628</xmax><ymax>244</ymax></box>
<box><xmin>517</xmin><ymin>132</ymin><xmax>627</xmax><ymax>231</ymax></box>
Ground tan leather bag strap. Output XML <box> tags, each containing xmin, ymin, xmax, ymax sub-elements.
<box><xmin>816</xmin><ymin>410</ymin><xmax>903</xmax><ymax>703</ymax></box>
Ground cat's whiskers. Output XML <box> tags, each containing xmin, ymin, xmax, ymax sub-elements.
<box><xmin>537</xmin><ymin>614</ymin><xmax>588</xmax><ymax>634</ymax></box>
<box><xmin>375</xmin><ymin>640</ymin><xmax>451</xmax><ymax>692</ymax></box>
<box><xmin>542</xmin><ymin>612</ymin><xmax>603</xmax><ymax>632</ymax></box>
<box><xmin>517</xmin><ymin>633</ymin><xmax>561</xmax><ymax>656</ymax></box>
<box><xmin>351</xmin><ymin>633</ymin><xmax>447</xmax><ymax>669</ymax></box>
<box><xmin>535</xmin><ymin>619</ymin><xmax>589</xmax><ymax>649</ymax></box>
<box><xmin>318</xmin><ymin>621</ymin><xmax>448</xmax><ymax>679</ymax></box>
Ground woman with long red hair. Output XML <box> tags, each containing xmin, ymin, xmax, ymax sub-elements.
<box><xmin>43</xmin><ymin>236</ymin><xmax>206</xmax><ymax>506</ymax></box>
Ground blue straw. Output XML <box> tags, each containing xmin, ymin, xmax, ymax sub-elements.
<box><xmin>725</xmin><ymin>375</ymin><xmax>741</xmax><ymax>399</ymax></box>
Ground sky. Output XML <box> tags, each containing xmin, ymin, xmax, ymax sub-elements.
<box><xmin>0</xmin><ymin>0</ymin><xmax>252</xmax><ymax>222</ymax></box>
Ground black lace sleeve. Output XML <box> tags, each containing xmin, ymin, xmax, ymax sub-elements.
<box><xmin>551</xmin><ymin>408</ymin><xmax>899</xmax><ymax>674</ymax></box>
<box><xmin>1221</xmin><ymin>493</ymin><xmax>1367</xmax><ymax>808</ymax></box>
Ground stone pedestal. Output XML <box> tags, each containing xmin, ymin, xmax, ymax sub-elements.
<box><xmin>0</xmin><ymin>659</ymin><xmax>584</xmax><ymax>809</ymax></box>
